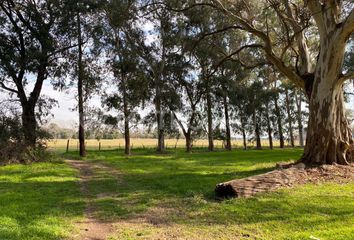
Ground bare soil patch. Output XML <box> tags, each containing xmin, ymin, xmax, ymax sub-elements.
<box><xmin>66</xmin><ymin>160</ymin><xmax>118</xmax><ymax>240</ymax></box>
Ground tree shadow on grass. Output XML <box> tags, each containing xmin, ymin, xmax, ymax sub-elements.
<box><xmin>0</xmin><ymin>165</ymin><xmax>84</xmax><ymax>240</ymax></box>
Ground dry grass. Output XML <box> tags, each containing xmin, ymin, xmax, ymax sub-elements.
<box><xmin>47</xmin><ymin>138</ymin><xmax>282</xmax><ymax>151</ymax></box>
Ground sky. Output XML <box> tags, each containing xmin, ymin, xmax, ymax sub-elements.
<box><xmin>42</xmin><ymin>81</ymin><xmax>354</xmax><ymax>129</ymax></box>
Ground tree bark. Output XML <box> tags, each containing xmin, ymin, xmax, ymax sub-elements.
<box><xmin>274</xmin><ymin>93</ymin><xmax>285</xmax><ymax>148</ymax></box>
<box><xmin>223</xmin><ymin>94</ymin><xmax>232</xmax><ymax>151</ymax></box>
<box><xmin>295</xmin><ymin>90</ymin><xmax>304</xmax><ymax>147</ymax></box>
<box><xmin>77</xmin><ymin>10</ymin><xmax>86</xmax><ymax>157</ymax></box>
<box><xmin>155</xmin><ymin>90</ymin><xmax>165</xmax><ymax>153</ymax></box>
<box><xmin>206</xmin><ymin>91</ymin><xmax>214</xmax><ymax>151</ymax></box>
<box><xmin>124</xmin><ymin>118</ymin><xmax>130</xmax><ymax>155</ymax></box>
<box><xmin>242</xmin><ymin>128</ymin><xmax>247</xmax><ymax>150</ymax></box>
<box><xmin>185</xmin><ymin>132</ymin><xmax>192</xmax><ymax>153</ymax></box>
<box><xmin>215</xmin><ymin>164</ymin><xmax>307</xmax><ymax>198</ymax></box>
<box><xmin>122</xmin><ymin>78</ymin><xmax>130</xmax><ymax>156</ymax></box>
<box><xmin>285</xmin><ymin>88</ymin><xmax>295</xmax><ymax>147</ymax></box>
<box><xmin>253</xmin><ymin>109</ymin><xmax>262</xmax><ymax>149</ymax></box>
<box><xmin>22</xmin><ymin>103</ymin><xmax>37</xmax><ymax>146</ymax></box>
<box><xmin>301</xmin><ymin>29</ymin><xmax>353</xmax><ymax>165</ymax></box>
<box><xmin>265</xmin><ymin>104</ymin><xmax>273</xmax><ymax>149</ymax></box>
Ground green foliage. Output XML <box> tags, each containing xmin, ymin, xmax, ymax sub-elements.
<box><xmin>0</xmin><ymin>113</ymin><xmax>54</xmax><ymax>164</ymax></box>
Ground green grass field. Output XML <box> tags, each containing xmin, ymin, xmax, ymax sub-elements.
<box><xmin>0</xmin><ymin>162</ymin><xmax>84</xmax><ymax>240</ymax></box>
<box><xmin>1</xmin><ymin>148</ymin><xmax>353</xmax><ymax>239</ymax></box>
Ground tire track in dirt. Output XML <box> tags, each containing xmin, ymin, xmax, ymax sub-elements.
<box><xmin>66</xmin><ymin>160</ymin><xmax>120</xmax><ymax>240</ymax></box>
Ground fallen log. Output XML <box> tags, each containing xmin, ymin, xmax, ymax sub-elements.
<box><xmin>215</xmin><ymin>163</ymin><xmax>307</xmax><ymax>199</ymax></box>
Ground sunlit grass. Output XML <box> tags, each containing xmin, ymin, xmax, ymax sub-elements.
<box><xmin>0</xmin><ymin>162</ymin><xmax>84</xmax><ymax>240</ymax></box>
<box><xmin>1</xmin><ymin>148</ymin><xmax>352</xmax><ymax>240</ymax></box>
<box><xmin>65</xmin><ymin>148</ymin><xmax>354</xmax><ymax>240</ymax></box>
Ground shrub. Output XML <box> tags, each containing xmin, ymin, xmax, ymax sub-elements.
<box><xmin>0</xmin><ymin>115</ymin><xmax>53</xmax><ymax>165</ymax></box>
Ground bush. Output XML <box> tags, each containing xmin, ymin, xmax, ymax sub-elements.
<box><xmin>0</xmin><ymin>115</ymin><xmax>53</xmax><ymax>165</ymax></box>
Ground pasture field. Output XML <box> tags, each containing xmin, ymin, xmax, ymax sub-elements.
<box><xmin>1</xmin><ymin>148</ymin><xmax>353</xmax><ymax>240</ymax></box>
<box><xmin>48</xmin><ymin>138</ymin><xmax>283</xmax><ymax>151</ymax></box>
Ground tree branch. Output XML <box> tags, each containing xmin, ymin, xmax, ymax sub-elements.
<box><xmin>340</xmin><ymin>8</ymin><xmax>354</xmax><ymax>42</ymax></box>
<box><xmin>0</xmin><ymin>82</ymin><xmax>18</xmax><ymax>94</ymax></box>
<box><xmin>339</xmin><ymin>72</ymin><xmax>354</xmax><ymax>83</ymax></box>
<box><xmin>305</xmin><ymin>0</ymin><xmax>325</xmax><ymax>37</ymax></box>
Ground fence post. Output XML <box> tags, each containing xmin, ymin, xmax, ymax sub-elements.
<box><xmin>66</xmin><ymin>139</ymin><xmax>70</xmax><ymax>153</ymax></box>
<box><xmin>99</xmin><ymin>142</ymin><xmax>101</xmax><ymax>151</ymax></box>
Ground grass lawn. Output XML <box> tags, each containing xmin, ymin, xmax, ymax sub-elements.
<box><xmin>1</xmin><ymin>148</ymin><xmax>353</xmax><ymax>240</ymax></box>
<box><xmin>0</xmin><ymin>162</ymin><xmax>84</xmax><ymax>240</ymax></box>
<box><xmin>65</xmin><ymin>148</ymin><xmax>354</xmax><ymax>240</ymax></box>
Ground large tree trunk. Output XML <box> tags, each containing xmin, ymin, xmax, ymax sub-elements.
<box><xmin>77</xmin><ymin>11</ymin><xmax>86</xmax><ymax>157</ymax></box>
<box><xmin>285</xmin><ymin>88</ymin><xmax>295</xmax><ymax>147</ymax></box>
<box><xmin>206</xmin><ymin>92</ymin><xmax>214</xmax><ymax>151</ymax></box>
<box><xmin>303</xmin><ymin>82</ymin><xmax>353</xmax><ymax>165</ymax></box>
<box><xmin>22</xmin><ymin>103</ymin><xmax>37</xmax><ymax>146</ymax></box>
<box><xmin>215</xmin><ymin>165</ymin><xmax>307</xmax><ymax>198</ymax></box>
<box><xmin>223</xmin><ymin>94</ymin><xmax>232</xmax><ymax>151</ymax></box>
<box><xmin>274</xmin><ymin>93</ymin><xmax>285</xmax><ymax>148</ymax></box>
<box><xmin>302</xmin><ymin>34</ymin><xmax>353</xmax><ymax>165</ymax></box>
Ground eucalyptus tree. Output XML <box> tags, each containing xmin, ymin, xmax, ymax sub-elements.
<box><xmin>294</xmin><ymin>88</ymin><xmax>308</xmax><ymax>147</ymax></box>
<box><xmin>101</xmin><ymin>0</ymin><xmax>150</xmax><ymax>155</ymax></box>
<box><xmin>182</xmin><ymin>0</ymin><xmax>354</xmax><ymax>165</ymax></box>
<box><xmin>0</xmin><ymin>0</ymin><xmax>81</xmax><ymax>146</ymax></box>
<box><xmin>178</xmin><ymin>5</ymin><xmax>230</xmax><ymax>151</ymax></box>
<box><xmin>283</xmin><ymin>83</ymin><xmax>296</xmax><ymax>147</ymax></box>
<box><xmin>66</xmin><ymin>0</ymin><xmax>105</xmax><ymax>157</ymax></box>
<box><xmin>131</xmin><ymin>0</ymin><xmax>182</xmax><ymax>152</ymax></box>
<box><xmin>229</xmin><ymin>83</ymin><xmax>252</xmax><ymax>150</ymax></box>
<box><xmin>173</xmin><ymin>75</ymin><xmax>204</xmax><ymax>152</ymax></box>
<box><xmin>270</xmin><ymin>79</ymin><xmax>286</xmax><ymax>149</ymax></box>
<box><xmin>214</xmin><ymin>60</ymin><xmax>246</xmax><ymax>150</ymax></box>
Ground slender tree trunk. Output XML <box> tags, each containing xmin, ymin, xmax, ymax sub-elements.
<box><xmin>155</xmin><ymin>90</ymin><xmax>165</xmax><ymax>153</ymax></box>
<box><xmin>265</xmin><ymin>104</ymin><xmax>273</xmax><ymax>149</ymax></box>
<box><xmin>185</xmin><ymin>132</ymin><xmax>192</xmax><ymax>153</ymax></box>
<box><xmin>274</xmin><ymin>93</ymin><xmax>285</xmax><ymax>148</ymax></box>
<box><xmin>77</xmin><ymin>11</ymin><xmax>86</xmax><ymax>157</ymax></box>
<box><xmin>242</xmin><ymin>128</ymin><xmax>247</xmax><ymax>150</ymax></box>
<box><xmin>122</xmin><ymin>78</ymin><xmax>130</xmax><ymax>155</ymax></box>
<box><xmin>124</xmin><ymin>118</ymin><xmax>130</xmax><ymax>155</ymax></box>
<box><xmin>285</xmin><ymin>88</ymin><xmax>295</xmax><ymax>147</ymax></box>
<box><xmin>295</xmin><ymin>90</ymin><xmax>304</xmax><ymax>147</ymax></box>
<box><xmin>21</xmin><ymin>103</ymin><xmax>37</xmax><ymax>146</ymax></box>
<box><xmin>206</xmin><ymin>91</ymin><xmax>214</xmax><ymax>151</ymax></box>
<box><xmin>302</xmin><ymin>36</ymin><xmax>353</xmax><ymax>165</ymax></box>
<box><xmin>253</xmin><ymin>109</ymin><xmax>262</xmax><ymax>149</ymax></box>
<box><xmin>223</xmin><ymin>94</ymin><xmax>231</xmax><ymax>151</ymax></box>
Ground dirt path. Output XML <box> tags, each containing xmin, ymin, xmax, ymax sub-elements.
<box><xmin>66</xmin><ymin>160</ymin><xmax>119</xmax><ymax>240</ymax></box>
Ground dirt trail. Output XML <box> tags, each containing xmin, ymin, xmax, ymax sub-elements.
<box><xmin>66</xmin><ymin>160</ymin><xmax>119</xmax><ymax>240</ymax></box>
